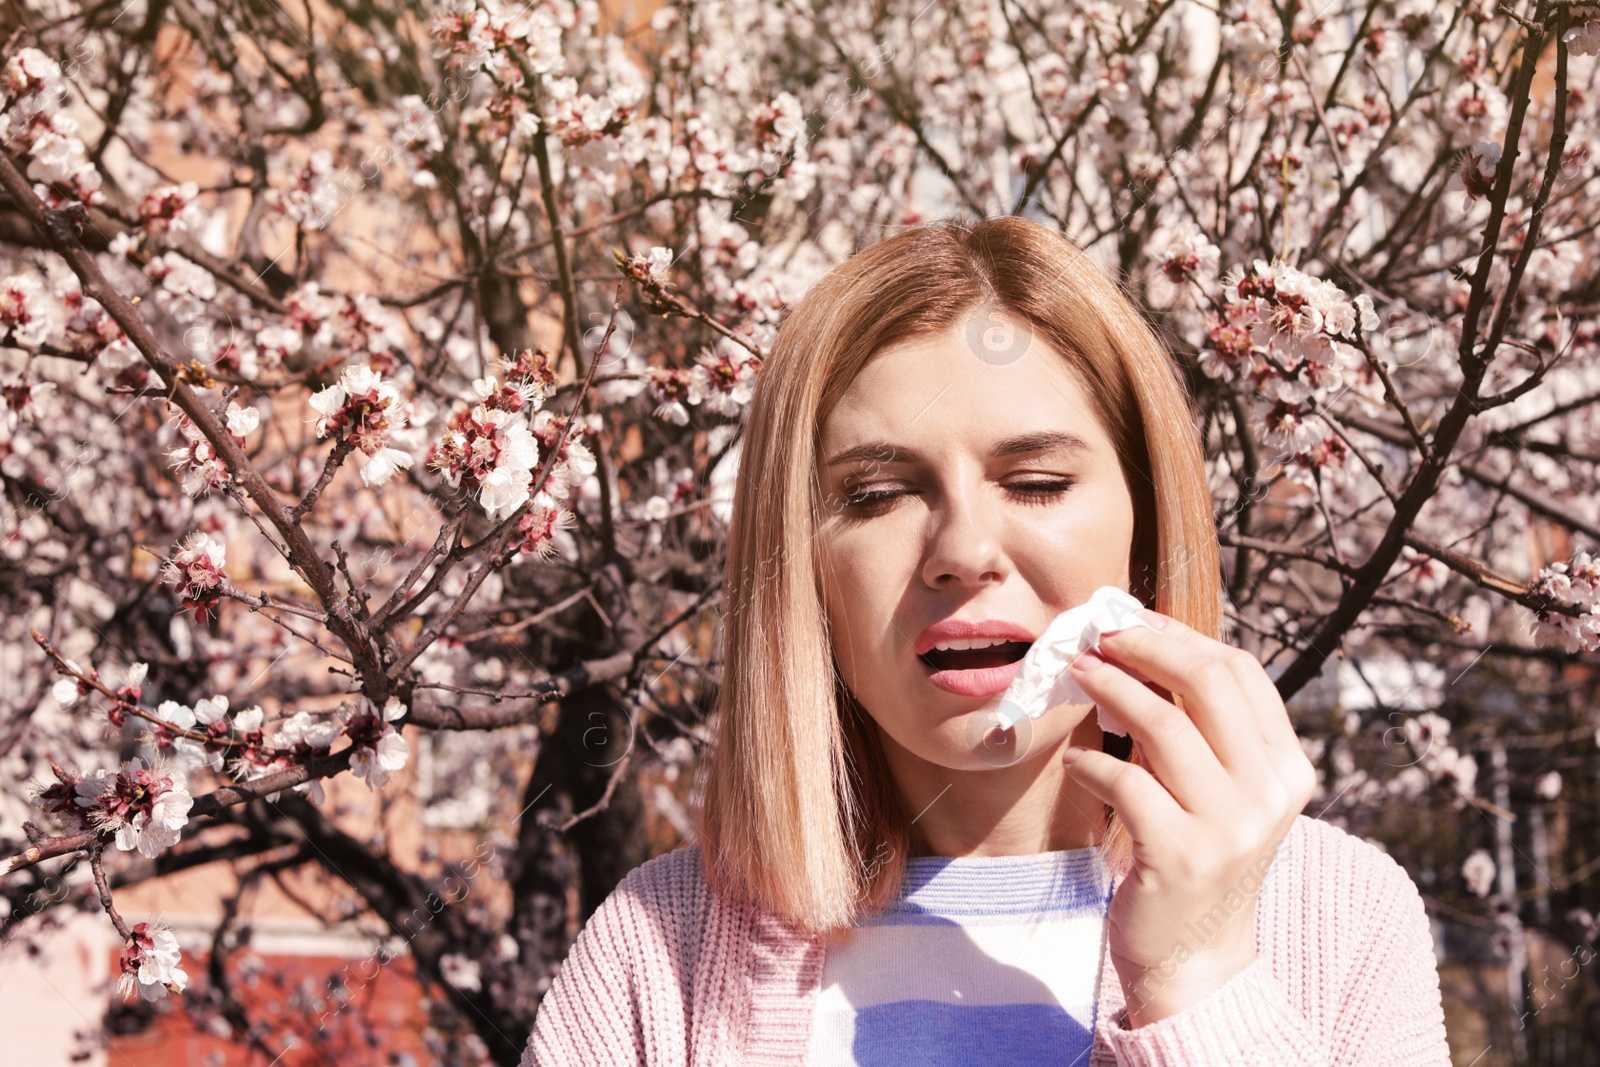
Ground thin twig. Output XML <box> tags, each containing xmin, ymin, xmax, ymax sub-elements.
<box><xmin>90</xmin><ymin>847</ymin><xmax>131</xmax><ymax>940</ymax></box>
<box><xmin>539</xmin><ymin>753</ymin><xmax>632</xmax><ymax>832</ymax></box>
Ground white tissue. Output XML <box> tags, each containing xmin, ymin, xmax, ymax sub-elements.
<box><xmin>990</xmin><ymin>585</ymin><xmax>1155</xmax><ymax>735</ymax></box>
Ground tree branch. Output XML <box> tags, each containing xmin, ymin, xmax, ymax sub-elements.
<box><xmin>0</xmin><ymin>149</ymin><xmax>390</xmax><ymax>704</ymax></box>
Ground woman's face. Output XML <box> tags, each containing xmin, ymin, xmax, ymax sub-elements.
<box><xmin>815</xmin><ymin>313</ymin><xmax>1138</xmax><ymax>773</ymax></box>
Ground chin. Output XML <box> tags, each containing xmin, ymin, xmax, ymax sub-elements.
<box><xmin>887</xmin><ymin>710</ymin><xmax>1075</xmax><ymax>773</ymax></box>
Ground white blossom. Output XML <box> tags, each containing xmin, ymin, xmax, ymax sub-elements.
<box><xmin>77</xmin><ymin>758</ymin><xmax>194</xmax><ymax>859</ymax></box>
<box><xmin>342</xmin><ymin>696</ymin><xmax>410</xmax><ymax>791</ymax></box>
<box><xmin>441</xmin><ymin>952</ymin><xmax>482</xmax><ymax>991</ymax></box>
<box><xmin>51</xmin><ymin>675</ymin><xmax>82</xmax><ymax>707</ymax></box>
<box><xmin>307</xmin><ymin>364</ymin><xmax>414</xmax><ymax>487</ymax></box>
<box><xmin>162</xmin><ymin>531</ymin><xmax>226</xmax><ymax>598</ymax></box>
<box><xmin>1462</xmin><ymin>849</ymin><xmax>1496</xmax><ymax>898</ymax></box>
<box><xmin>641</xmin><ymin>246</ymin><xmax>673</xmax><ymax>284</ymax></box>
<box><xmin>1158</xmin><ymin>224</ymin><xmax>1221</xmax><ymax>281</ymax></box>
<box><xmin>2</xmin><ymin>49</ymin><xmax>62</xmax><ymax>97</ymax></box>
<box><xmin>360</xmin><ymin>446</ymin><xmax>414</xmax><ymax>486</ymax></box>
<box><xmin>1563</xmin><ymin>19</ymin><xmax>1600</xmax><ymax>57</ymax></box>
<box><xmin>0</xmin><ymin>273</ymin><xmax>60</xmax><ymax>346</ymax></box>
<box><xmin>1528</xmin><ymin>551</ymin><xmax>1600</xmax><ymax>652</ymax></box>
<box><xmin>226</xmin><ymin>402</ymin><xmax>260</xmax><ymax>439</ymax></box>
<box><xmin>118</xmin><ymin>922</ymin><xmax>188</xmax><ymax>1002</ymax></box>
<box><xmin>272</xmin><ymin>710</ymin><xmax>344</xmax><ymax>803</ymax></box>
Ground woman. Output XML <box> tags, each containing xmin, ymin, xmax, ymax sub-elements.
<box><xmin>522</xmin><ymin>216</ymin><xmax>1451</xmax><ymax>1066</ymax></box>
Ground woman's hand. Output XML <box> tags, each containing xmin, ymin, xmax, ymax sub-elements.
<box><xmin>1062</xmin><ymin>607</ymin><xmax>1317</xmax><ymax>1027</ymax></box>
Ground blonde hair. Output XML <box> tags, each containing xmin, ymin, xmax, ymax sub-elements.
<box><xmin>691</xmin><ymin>215</ymin><xmax>1220</xmax><ymax>935</ymax></box>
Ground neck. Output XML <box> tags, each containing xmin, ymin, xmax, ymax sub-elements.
<box><xmin>882</xmin><ymin>711</ymin><xmax>1109</xmax><ymax>859</ymax></box>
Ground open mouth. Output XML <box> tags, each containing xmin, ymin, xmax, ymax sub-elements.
<box><xmin>917</xmin><ymin>641</ymin><xmax>1031</xmax><ymax>673</ymax></box>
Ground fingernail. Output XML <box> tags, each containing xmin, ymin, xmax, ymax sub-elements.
<box><xmin>1137</xmin><ymin>608</ymin><xmax>1168</xmax><ymax>630</ymax></box>
<box><xmin>1062</xmin><ymin>745</ymin><xmax>1086</xmax><ymax>765</ymax></box>
<box><xmin>1073</xmin><ymin>648</ymin><xmax>1107</xmax><ymax>672</ymax></box>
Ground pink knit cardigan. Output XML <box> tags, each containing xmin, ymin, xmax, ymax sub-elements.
<box><xmin>522</xmin><ymin>814</ymin><xmax>1452</xmax><ymax>1066</ymax></box>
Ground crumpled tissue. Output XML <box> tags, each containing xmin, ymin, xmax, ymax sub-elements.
<box><xmin>990</xmin><ymin>585</ymin><xmax>1156</xmax><ymax>735</ymax></box>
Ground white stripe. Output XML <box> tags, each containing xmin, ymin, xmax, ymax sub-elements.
<box><xmin>816</xmin><ymin>913</ymin><xmax>1105</xmax><ymax>1009</ymax></box>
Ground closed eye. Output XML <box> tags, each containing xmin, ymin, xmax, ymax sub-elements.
<box><xmin>1006</xmin><ymin>477</ymin><xmax>1078</xmax><ymax>503</ymax></box>
<box><xmin>840</xmin><ymin>477</ymin><xmax>1077</xmax><ymax>514</ymax></box>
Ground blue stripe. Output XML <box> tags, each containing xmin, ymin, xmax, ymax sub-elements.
<box><xmin>843</xmin><ymin>999</ymin><xmax>1095</xmax><ymax>1065</ymax></box>
<box><xmin>861</xmin><ymin>847</ymin><xmax>1112</xmax><ymax>924</ymax></box>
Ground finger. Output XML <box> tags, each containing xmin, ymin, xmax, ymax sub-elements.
<box><xmin>1128</xmin><ymin>610</ymin><xmax>1297</xmax><ymax>751</ymax></box>
<box><xmin>1063</xmin><ymin>746</ymin><xmax>1185</xmax><ymax>847</ymax></box>
<box><xmin>1093</xmin><ymin>622</ymin><xmax>1260</xmax><ymax>773</ymax></box>
<box><xmin>1070</xmin><ymin>651</ymin><xmax>1232</xmax><ymax>811</ymax></box>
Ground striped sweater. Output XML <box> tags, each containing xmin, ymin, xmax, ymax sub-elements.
<box><xmin>805</xmin><ymin>845</ymin><xmax>1114</xmax><ymax>1065</ymax></box>
<box><xmin>521</xmin><ymin>815</ymin><xmax>1453</xmax><ymax>1066</ymax></box>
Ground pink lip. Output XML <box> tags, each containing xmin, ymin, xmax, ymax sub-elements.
<box><xmin>913</xmin><ymin>618</ymin><xmax>1036</xmax><ymax>656</ymax></box>
<box><xmin>912</xmin><ymin>618</ymin><xmax>1036</xmax><ymax>698</ymax></box>
<box><xmin>919</xmin><ymin>655</ymin><xmax>1026</xmax><ymax>697</ymax></box>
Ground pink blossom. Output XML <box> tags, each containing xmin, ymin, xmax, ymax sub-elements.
<box><xmin>529</xmin><ymin>409</ymin><xmax>595</xmax><ymax>500</ymax></box>
<box><xmin>213</xmin><ymin>705</ymin><xmax>283</xmax><ymax>783</ymax></box>
<box><xmin>162</xmin><ymin>531</ymin><xmax>226</xmax><ymax>623</ymax></box>
<box><xmin>545</xmin><ymin>80</ymin><xmax>640</xmax><ymax>147</ymax></box>
<box><xmin>269</xmin><ymin>711</ymin><xmax>344</xmax><ymax>804</ymax></box>
<box><xmin>166</xmin><ymin>415</ymin><xmax>231</xmax><ymax>497</ymax></box>
<box><xmin>255</xmin><ymin>324</ymin><xmax>302</xmax><ymax>369</ymax></box>
<box><xmin>0</xmin><ymin>272</ymin><xmax>58</xmax><ymax>346</ymax></box>
<box><xmin>76</xmin><ymin>757</ymin><xmax>194</xmax><ymax>859</ymax></box>
<box><xmin>1440</xmin><ymin>82</ymin><xmax>1506</xmax><ymax>143</ymax></box>
<box><xmin>620</xmin><ymin>246</ymin><xmax>674</xmax><ymax>287</ymax></box>
<box><xmin>1529</xmin><ymin>551</ymin><xmax>1600</xmax><ymax>652</ymax></box>
<box><xmin>340</xmin><ymin>696</ymin><xmax>409</xmax><ymax>791</ymax></box>
<box><xmin>12</xmin><ymin>109</ymin><xmax>103</xmax><ymax>205</ymax></box>
<box><xmin>269</xmin><ymin>148</ymin><xmax>346</xmax><ymax>229</ymax></box>
<box><xmin>426</xmin><ymin>378</ymin><xmax>542</xmax><ymax>519</ymax></box>
<box><xmin>147</xmin><ymin>252</ymin><xmax>216</xmax><ymax>301</ymax></box>
<box><xmin>1158</xmin><ymin>226</ymin><xmax>1221</xmax><ymax>283</ymax></box>
<box><xmin>648</xmin><ymin>366</ymin><xmax>694</xmax><ymax>425</ymax></box>
<box><xmin>688</xmin><ymin>345</ymin><xmax>762</xmax><ymax>417</ymax></box>
<box><xmin>1447</xmin><ymin>142</ymin><xmax>1502</xmax><ymax>210</ymax></box>
<box><xmin>1392</xmin><ymin>545</ymin><xmax>1449</xmax><ymax>597</ymax></box>
<box><xmin>118</xmin><ymin>922</ymin><xmax>188</xmax><ymax>1002</ymax></box>
<box><xmin>307</xmin><ymin>364</ymin><xmax>414</xmax><ymax>486</ymax></box>
<box><xmin>1</xmin><ymin>49</ymin><xmax>62</xmax><ymax>97</ymax></box>
<box><xmin>138</xmin><ymin>181</ymin><xmax>202</xmax><ymax>235</ymax></box>
<box><xmin>514</xmin><ymin>491</ymin><xmax>574</xmax><ymax>559</ymax></box>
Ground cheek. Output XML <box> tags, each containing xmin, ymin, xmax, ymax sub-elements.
<box><xmin>1011</xmin><ymin>490</ymin><xmax>1136</xmax><ymax>602</ymax></box>
<box><xmin>819</xmin><ymin>548</ymin><xmax>904</xmax><ymax>690</ymax></box>
<box><xmin>1028</xmin><ymin>482</ymin><xmax>1134</xmax><ymax>552</ymax></box>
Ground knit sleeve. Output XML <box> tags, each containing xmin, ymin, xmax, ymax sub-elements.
<box><xmin>1098</xmin><ymin>955</ymin><xmax>1324</xmax><ymax>1066</ymax></box>
<box><xmin>521</xmin><ymin>872</ymin><xmax>647</xmax><ymax>1067</ymax></box>
<box><xmin>1096</xmin><ymin>820</ymin><xmax>1452</xmax><ymax>1067</ymax></box>
<box><xmin>520</xmin><ymin>846</ymin><xmax>706</xmax><ymax>1067</ymax></box>
<box><xmin>1321</xmin><ymin>843</ymin><xmax>1452</xmax><ymax>1066</ymax></box>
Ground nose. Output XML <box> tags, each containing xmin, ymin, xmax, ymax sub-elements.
<box><xmin>920</xmin><ymin>475</ymin><xmax>1007</xmax><ymax>588</ymax></box>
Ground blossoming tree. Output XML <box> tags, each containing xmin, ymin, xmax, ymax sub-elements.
<box><xmin>1</xmin><ymin>0</ymin><xmax>1598</xmax><ymax>1061</ymax></box>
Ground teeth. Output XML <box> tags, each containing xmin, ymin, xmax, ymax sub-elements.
<box><xmin>930</xmin><ymin>637</ymin><xmax>1015</xmax><ymax>652</ymax></box>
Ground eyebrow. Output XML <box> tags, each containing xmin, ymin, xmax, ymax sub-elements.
<box><xmin>823</xmin><ymin>430</ymin><xmax>1092</xmax><ymax>468</ymax></box>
